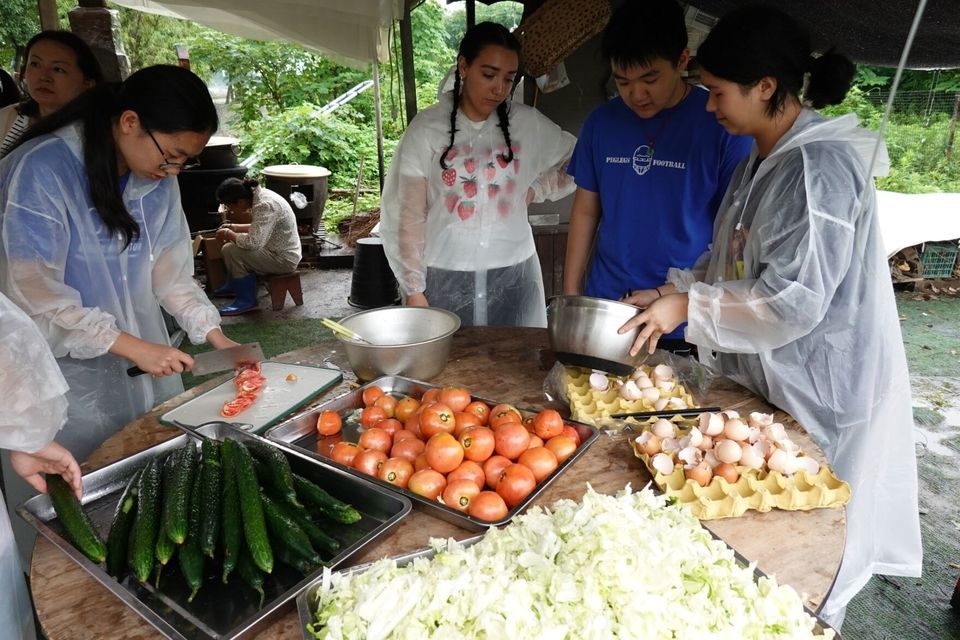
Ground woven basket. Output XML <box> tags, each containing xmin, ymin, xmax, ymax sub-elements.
<box><xmin>514</xmin><ymin>0</ymin><xmax>612</xmax><ymax>77</ymax></box>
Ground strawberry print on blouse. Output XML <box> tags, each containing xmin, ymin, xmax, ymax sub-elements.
<box><xmin>457</xmin><ymin>200</ymin><xmax>476</xmax><ymax>220</ymax></box>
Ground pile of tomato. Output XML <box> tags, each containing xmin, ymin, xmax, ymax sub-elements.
<box><xmin>221</xmin><ymin>363</ymin><xmax>266</xmax><ymax>418</ymax></box>
<box><xmin>315</xmin><ymin>385</ymin><xmax>585</xmax><ymax>522</ymax></box>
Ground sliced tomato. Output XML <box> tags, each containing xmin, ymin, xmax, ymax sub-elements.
<box><xmin>239</xmin><ymin>379</ymin><xmax>263</xmax><ymax>393</ymax></box>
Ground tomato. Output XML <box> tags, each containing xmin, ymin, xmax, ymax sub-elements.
<box><xmin>463</xmin><ymin>400</ymin><xmax>490</xmax><ymax>425</ymax></box>
<box><xmin>453</xmin><ymin>411</ymin><xmax>481</xmax><ymax>438</ymax></box>
<box><xmin>404</xmin><ymin>412</ymin><xmax>423</xmax><ymax>439</ymax></box>
<box><xmin>361</xmin><ymin>385</ymin><xmax>385</xmax><ymax>407</ymax></box>
<box><xmin>353</xmin><ymin>449</ymin><xmax>387</xmax><ymax>476</ymax></box>
<box><xmin>316</xmin><ymin>410</ymin><xmax>342</xmax><ymax>436</ymax></box>
<box><xmin>496</xmin><ymin>464</ymin><xmax>536</xmax><ymax>508</ymax></box>
<box><xmin>419</xmin><ymin>403</ymin><xmax>456</xmax><ymax>438</ymax></box>
<box><xmin>424</xmin><ymin>432</ymin><xmax>464</xmax><ymax>473</ymax></box>
<box><xmin>374</xmin><ymin>394</ymin><xmax>398</xmax><ymax>418</ymax></box>
<box><xmin>482</xmin><ymin>455</ymin><xmax>512</xmax><ymax>489</ymax></box>
<box><xmin>330</xmin><ymin>441</ymin><xmax>361</xmax><ymax>467</ymax></box>
<box><xmin>561</xmin><ymin>425</ymin><xmax>582</xmax><ymax>446</ymax></box>
<box><xmin>459</xmin><ymin>426</ymin><xmax>495</xmax><ymax>463</ymax></box>
<box><xmin>220</xmin><ymin>397</ymin><xmax>252</xmax><ymax>417</ymax></box>
<box><xmin>518</xmin><ymin>446</ymin><xmax>559</xmax><ymax>482</ymax></box>
<box><xmin>286</xmin><ymin>373</ymin><xmax>298</xmax><ymax>382</ymax></box>
<box><xmin>390</xmin><ymin>437</ymin><xmax>425</xmax><ymax>463</ymax></box>
<box><xmin>468</xmin><ymin>491</ymin><xmax>509</xmax><ymax>522</ymax></box>
<box><xmin>439</xmin><ymin>386</ymin><xmax>471</xmax><ymax>413</ymax></box>
<box><xmin>447</xmin><ymin>460</ymin><xmax>486</xmax><ymax>491</ymax></box>
<box><xmin>394</xmin><ymin>396</ymin><xmax>421</xmax><ymax>423</ymax></box>
<box><xmin>378</xmin><ymin>457</ymin><xmax>414</xmax><ymax>488</ymax></box>
<box><xmin>533</xmin><ymin>409</ymin><xmax>564</xmax><ymax>440</ymax></box>
<box><xmin>316</xmin><ymin>434</ymin><xmax>342</xmax><ymax>458</ymax></box>
<box><xmin>413</xmin><ymin>453</ymin><xmax>431</xmax><ymax>472</ymax></box>
<box><xmin>545</xmin><ymin>435</ymin><xmax>578</xmax><ymax>463</ymax></box>
<box><xmin>493</xmin><ymin>421</ymin><xmax>531</xmax><ymax>460</ymax></box>
<box><xmin>378</xmin><ymin>418</ymin><xmax>402</xmax><ymax>438</ymax></box>
<box><xmin>420</xmin><ymin>388</ymin><xmax>441</xmax><ymax>405</ymax></box>
<box><xmin>357</xmin><ymin>427</ymin><xmax>392</xmax><ymax>453</ymax></box>
<box><xmin>393</xmin><ymin>429</ymin><xmax>419</xmax><ymax>443</ymax></box>
<box><xmin>408</xmin><ymin>469</ymin><xmax>446</xmax><ymax>500</ymax></box>
<box><xmin>441</xmin><ymin>479</ymin><xmax>480</xmax><ymax>512</ymax></box>
<box><xmin>360</xmin><ymin>406</ymin><xmax>387</xmax><ymax>429</ymax></box>
<box><xmin>489</xmin><ymin>404</ymin><xmax>523</xmax><ymax>428</ymax></box>
<box><xmin>239</xmin><ymin>379</ymin><xmax>263</xmax><ymax>394</ymax></box>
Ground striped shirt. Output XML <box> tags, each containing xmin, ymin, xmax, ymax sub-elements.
<box><xmin>0</xmin><ymin>113</ymin><xmax>30</xmax><ymax>159</ymax></box>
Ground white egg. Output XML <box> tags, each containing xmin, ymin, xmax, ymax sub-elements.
<box><xmin>748</xmin><ymin>411</ymin><xmax>774</xmax><ymax>428</ymax></box>
<box><xmin>795</xmin><ymin>456</ymin><xmax>821</xmax><ymax>476</ymax></box>
<box><xmin>747</xmin><ymin>426</ymin><xmax>762</xmax><ymax>444</ymax></box>
<box><xmin>651</xmin><ymin>419</ymin><xmax>676</xmax><ymax>439</ymax></box>
<box><xmin>686</xmin><ymin>427</ymin><xmax>704</xmax><ymax>448</ymax></box>
<box><xmin>641</xmin><ymin>387</ymin><xmax>660</xmax><ymax>403</ymax></box>
<box><xmin>656</xmin><ymin>379</ymin><xmax>676</xmax><ymax>393</ymax></box>
<box><xmin>651</xmin><ymin>453</ymin><xmax>675</xmax><ymax>476</ymax></box>
<box><xmin>636</xmin><ymin>376</ymin><xmax>654</xmax><ymax>389</ymax></box>
<box><xmin>763</xmin><ymin>422</ymin><xmax>788</xmax><ymax>443</ymax></box>
<box><xmin>715</xmin><ymin>439</ymin><xmax>743</xmax><ymax>464</ymax></box>
<box><xmin>738</xmin><ymin>442</ymin><xmax>765</xmax><ymax>469</ymax></box>
<box><xmin>588</xmin><ymin>372</ymin><xmax>610</xmax><ymax>391</ymax></box>
<box><xmin>629</xmin><ymin>367</ymin><xmax>645</xmax><ymax>380</ymax></box>
<box><xmin>654</xmin><ymin>397</ymin><xmax>670</xmax><ymax>411</ymax></box>
<box><xmin>619</xmin><ymin>379</ymin><xmax>643</xmax><ymax>401</ymax></box>
<box><xmin>668</xmin><ymin>397</ymin><xmax>688</xmax><ymax>410</ymax></box>
<box><xmin>722</xmin><ymin>409</ymin><xmax>740</xmax><ymax>420</ymax></box>
<box><xmin>653</xmin><ymin>364</ymin><xmax>675</xmax><ymax>381</ymax></box>
<box><xmin>767</xmin><ymin>449</ymin><xmax>789</xmax><ymax>474</ymax></box>
<box><xmin>703</xmin><ymin>449</ymin><xmax>721</xmax><ymax>469</ymax></box>
<box><xmin>699</xmin><ymin>412</ymin><xmax>725</xmax><ymax>437</ymax></box>
<box><xmin>677</xmin><ymin>446</ymin><xmax>703</xmax><ymax>466</ymax></box>
<box><xmin>723</xmin><ymin>418</ymin><xmax>749</xmax><ymax>442</ymax></box>
<box><xmin>697</xmin><ymin>434</ymin><xmax>714</xmax><ymax>451</ymax></box>
<box><xmin>660</xmin><ymin>437</ymin><xmax>681</xmax><ymax>456</ymax></box>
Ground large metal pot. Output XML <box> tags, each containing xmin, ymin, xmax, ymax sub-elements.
<box><xmin>199</xmin><ymin>136</ymin><xmax>241</xmax><ymax>169</ymax></box>
<box><xmin>335</xmin><ymin>307</ymin><xmax>461</xmax><ymax>382</ymax></box>
<box><xmin>547</xmin><ymin>295</ymin><xmax>649</xmax><ymax>375</ymax></box>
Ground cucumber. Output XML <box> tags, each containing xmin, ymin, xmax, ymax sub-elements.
<box><xmin>105</xmin><ymin>469</ymin><xmax>140</xmax><ymax>576</ymax></box>
<box><xmin>48</xmin><ymin>475</ymin><xmax>106</xmax><ymax>564</ymax></box>
<box><xmin>236</xmin><ymin>545</ymin><xmax>265</xmax><ymax>609</ymax></box>
<box><xmin>270</xmin><ymin>496</ymin><xmax>340</xmax><ymax>556</ymax></box>
<box><xmin>292</xmin><ymin>473</ymin><xmax>362</xmax><ymax>524</ymax></box>
<box><xmin>274</xmin><ymin>543</ymin><xmax>320</xmax><ymax>574</ymax></box>
<box><xmin>178</xmin><ymin>466</ymin><xmax>204</xmax><ymax>602</ymax></box>
<box><xmin>128</xmin><ymin>457</ymin><xmax>162</xmax><ymax>583</ymax></box>
<box><xmin>163</xmin><ymin>442</ymin><xmax>198</xmax><ymax>545</ymax></box>
<box><xmin>225</xmin><ymin>438</ymin><xmax>273</xmax><ymax>574</ymax></box>
<box><xmin>199</xmin><ymin>439</ymin><xmax>222</xmax><ymax>558</ymax></box>
<box><xmin>220</xmin><ymin>438</ymin><xmax>242</xmax><ymax>583</ymax></box>
<box><xmin>245</xmin><ymin>439</ymin><xmax>299</xmax><ymax>507</ymax></box>
<box><xmin>260</xmin><ymin>491</ymin><xmax>321</xmax><ymax>566</ymax></box>
<box><xmin>155</xmin><ymin>524</ymin><xmax>176</xmax><ymax>566</ymax></box>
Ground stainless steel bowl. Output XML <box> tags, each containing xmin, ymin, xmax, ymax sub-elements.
<box><xmin>547</xmin><ymin>295</ymin><xmax>649</xmax><ymax>375</ymax></box>
<box><xmin>335</xmin><ymin>307</ymin><xmax>461</xmax><ymax>381</ymax></box>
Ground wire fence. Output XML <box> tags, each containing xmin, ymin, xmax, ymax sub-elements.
<box><xmin>863</xmin><ymin>90</ymin><xmax>960</xmax><ymax>120</ymax></box>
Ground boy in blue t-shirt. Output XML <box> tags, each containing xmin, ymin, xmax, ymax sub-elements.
<box><xmin>563</xmin><ymin>0</ymin><xmax>751</xmax><ymax>354</ymax></box>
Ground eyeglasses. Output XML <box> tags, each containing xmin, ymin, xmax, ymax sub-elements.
<box><xmin>144</xmin><ymin>125</ymin><xmax>200</xmax><ymax>171</ymax></box>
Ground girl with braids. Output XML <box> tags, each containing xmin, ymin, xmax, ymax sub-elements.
<box><xmin>0</xmin><ymin>65</ymin><xmax>237</xmax><ymax>464</ymax></box>
<box><xmin>380</xmin><ymin>22</ymin><xmax>576</xmax><ymax>327</ymax></box>
<box><xmin>618</xmin><ymin>6</ymin><xmax>922</xmax><ymax>627</ymax></box>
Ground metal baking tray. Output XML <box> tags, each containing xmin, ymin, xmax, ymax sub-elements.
<box><xmin>265</xmin><ymin>375</ymin><xmax>601</xmax><ymax>532</ymax></box>
<box><xmin>296</xmin><ymin>531</ymin><xmax>840</xmax><ymax>639</ymax></box>
<box><xmin>18</xmin><ymin>423</ymin><xmax>412</xmax><ymax>640</ymax></box>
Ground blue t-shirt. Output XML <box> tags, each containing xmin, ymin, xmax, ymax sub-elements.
<box><xmin>568</xmin><ymin>87</ymin><xmax>752</xmax><ymax>339</ymax></box>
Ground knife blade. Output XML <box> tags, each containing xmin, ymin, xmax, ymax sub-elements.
<box><xmin>126</xmin><ymin>342</ymin><xmax>264</xmax><ymax>377</ymax></box>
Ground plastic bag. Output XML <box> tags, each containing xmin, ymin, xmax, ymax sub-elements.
<box><xmin>289</xmin><ymin>191</ymin><xmax>308</xmax><ymax>210</ymax></box>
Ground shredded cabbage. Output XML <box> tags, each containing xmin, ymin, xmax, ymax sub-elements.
<box><xmin>308</xmin><ymin>486</ymin><xmax>832</xmax><ymax>640</ymax></box>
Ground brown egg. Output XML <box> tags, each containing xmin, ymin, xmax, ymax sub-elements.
<box><xmin>714</xmin><ymin>462</ymin><xmax>740</xmax><ymax>484</ymax></box>
<box><xmin>684</xmin><ymin>461</ymin><xmax>713</xmax><ymax>487</ymax></box>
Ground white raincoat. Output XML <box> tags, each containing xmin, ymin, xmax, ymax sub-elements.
<box><xmin>670</xmin><ymin>109</ymin><xmax>922</xmax><ymax>625</ymax></box>
<box><xmin>380</xmin><ymin>93</ymin><xmax>576</xmax><ymax>327</ymax></box>
<box><xmin>0</xmin><ymin>292</ymin><xmax>71</xmax><ymax>639</ymax></box>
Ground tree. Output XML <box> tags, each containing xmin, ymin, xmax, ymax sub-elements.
<box><xmin>443</xmin><ymin>1</ymin><xmax>525</xmax><ymax>51</ymax></box>
<box><xmin>0</xmin><ymin>0</ymin><xmax>40</xmax><ymax>72</ymax></box>
<box><xmin>110</xmin><ymin>5</ymin><xmax>215</xmax><ymax>73</ymax></box>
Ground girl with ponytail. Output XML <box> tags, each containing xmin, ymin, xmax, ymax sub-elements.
<box><xmin>380</xmin><ymin>22</ymin><xmax>576</xmax><ymax>327</ymax></box>
<box><xmin>618</xmin><ymin>6</ymin><xmax>922</xmax><ymax>628</ymax></box>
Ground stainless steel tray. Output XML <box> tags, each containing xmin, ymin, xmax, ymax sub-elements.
<box><xmin>296</xmin><ymin>531</ymin><xmax>840</xmax><ymax>639</ymax></box>
<box><xmin>18</xmin><ymin>422</ymin><xmax>412</xmax><ymax>640</ymax></box>
<box><xmin>265</xmin><ymin>375</ymin><xmax>601</xmax><ymax>532</ymax></box>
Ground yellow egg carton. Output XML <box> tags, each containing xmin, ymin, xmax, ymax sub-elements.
<box><xmin>565</xmin><ymin>366</ymin><xmax>698</xmax><ymax>428</ymax></box>
<box><xmin>630</xmin><ymin>428</ymin><xmax>851</xmax><ymax>520</ymax></box>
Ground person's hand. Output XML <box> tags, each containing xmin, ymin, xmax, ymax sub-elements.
<box><xmin>10</xmin><ymin>442</ymin><xmax>83</xmax><ymax>499</ymax></box>
<box><xmin>405</xmin><ymin>292</ymin><xmax>429</xmax><ymax>307</ymax></box>
<box><xmin>131</xmin><ymin>341</ymin><xmax>194</xmax><ymax>376</ymax></box>
<box><xmin>620</xmin><ymin>288</ymin><xmax>662</xmax><ymax>309</ymax></box>
<box><xmin>215</xmin><ymin>228</ymin><xmax>235</xmax><ymax>243</ymax></box>
<box><xmin>525</xmin><ymin>187</ymin><xmax>536</xmax><ymax>205</ymax></box>
<box><xmin>206</xmin><ymin>328</ymin><xmax>239</xmax><ymax>350</ymax></box>
<box><xmin>618</xmin><ymin>293</ymin><xmax>689</xmax><ymax>355</ymax></box>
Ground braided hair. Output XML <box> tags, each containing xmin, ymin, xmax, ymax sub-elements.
<box><xmin>439</xmin><ymin>22</ymin><xmax>521</xmax><ymax>170</ymax></box>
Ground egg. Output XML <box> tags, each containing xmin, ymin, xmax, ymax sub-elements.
<box><xmin>756</xmin><ymin>439</ymin><xmax>775</xmax><ymax>460</ymax></box>
<box><xmin>651</xmin><ymin>419</ymin><xmax>676</xmax><ymax>439</ymax></box>
<box><xmin>723</xmin><ymin>418</ymin><xmax>749</xmax><ymax>442</ymax></box>
<box><xmin>699</xmin><ymin>412</ymin><xmax>725</xmax><ymax>437</ymax></box>
<box><xmin>660</xmin><ymin>437</ymin><xmax>681</xmax><ymax>456</ymax></box>
<box><xmin>747</xmin><ymin>426</ymin><xmax>762</xmax><ymax>444</ymax></box>
<box><xmin>668</xmin><ymin>396</ymin><xmax>688</xmax><ymax>410</ymax></box>
<box><xmin>703</xmin><ymin>449</ymin><xmax>721</xmax><ymax>469</ymax></box>
<box><xmin>722</xmin><ymin>409</ymin><xmax>740</xmax><ymax>420</ymax></box>
<box><xmin>685</xmin><ymin>427</ymin><xmax>704</xmax><ymax>448</ymax></box>
<box><xmin>653</xmin><ymin>364</ymin><xmax>674</xmax><ymax>381</ymax></box>
<box><xmin>767</xmin><ymin>449</ymin><xmax>798</xmax><ymax>474</ymax></box>
<box><xmin>739</xmin><ymin>442</ymin><xmax>765</xmax><ymax>469</ymax></box>
<box><xmin>641</xmin><ymin>387</ymin><xmax>660</xmax><ymax>403</ymax></box>
<box><xmin>795</xmin><ymin>456</ymin><xmax>821</xmax><ymax>476</ymax></box>
<box><xmin>651</xmin><ymin>453</ymin><xmax>675</xmax><ymax>476</ymax></box>
<box><xmin>656</xmin><ymin>379</ymin><xmax>676</xmax><ymax>393</ymax></box>
<box><xmin>677</xmin><ymin>446</ymin><xmax>703</xmax><ymax>466</ymax></box>
<box><xmin>763</xmin><ymin>422</ymin><xmax>788</xmax><ymax>443</ymax></box>
<box><xmin>654</xmin><ymin>397</ymin><xmax>670</xmax><ymax>411</ymax></box>
<box><xmin>684</xmin><ymin>461</ymin><xmax>713</xmax><ymax>487</ymax></box>
<box><xmin>588</xmin><ymin>372</ymin><xmax>610</xmax><ymax>391</ymax></box>
<box><xmin>714</xmin><ymin>462</ymin><xmax>740</xmax><ymax>484</ymax></box>
<box><xmin>619</xmin><ymin>379</ymin><xmax>643</xmax><ymax>401</ymax></box>
<box><xmin>748</xmin><ymin>411</ymin><xmax>774</xmax><ymax>428</ymax></box>
<box><xmin>634</xmin><ymin>431</ymin><xmax>661</xmax><ymax>456</ymax></box>
<box><xmin>715</xmin><ymin>439</ymin><xmax>743</xmax><ymax>464</ymax></box>
<box><xmin>636</xmin><ymin>375</ymin><xmax>654</xmax><ymax>389</ymax></box>
<box><xmin>697</xmin><ymin>434</ymin><xmax>714</xmax><ymax>451</ymax></box>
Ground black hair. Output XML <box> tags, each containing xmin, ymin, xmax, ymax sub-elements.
<box><xmin>15</xmin><ymin>65</ymin><xmax>218</xmax><ymax>248</ymax></box>
<box><xmin>18</xmin><ymin>30</ymin><xmax>104</xmax><ymax>118</ymax></box>
<box><xmin>217</xmin><ymin>176</ymin><xmax>259</xmax><ymax>204</ymax></box>
<box><xmin>601</xmin><ymin>0</ymin><xmax>688</xmax><ymax>70</ymax></box>
<box><xmin>439</xmin><ymin>22</ymin><xmax>520</xmax><ymax>170</ymax></box>
<box><xmin>0</xmin><ymin>68</ymin><xmax>20</xmax><ymax>109</ymax></box>
<box><xmin>696</xmin><ymin>6</ymin><xmax>855</xmax><ymax>117</ymax></box>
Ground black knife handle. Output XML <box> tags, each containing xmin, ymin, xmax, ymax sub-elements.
<box><xmin>127</xmin><ymin>366</ymin><xmax>148</xmax><ymax>377</ymax></box>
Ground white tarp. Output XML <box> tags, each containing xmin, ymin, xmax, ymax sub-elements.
<box><xmin>110</xmin><ymin>0</ymin><xmax>403</xmax><ymax>66</ymax></box>
<box><xmin>876</xmin><ymin>190</ymin><xmax>960</xmax><ymax>257</ymax></box>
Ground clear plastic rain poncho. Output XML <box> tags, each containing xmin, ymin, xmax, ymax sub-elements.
<box><xmin>0</xmin><ymin>123</ymin><xmax>221</xmax><ymax>462</ymax></box>
<box><xmin>379</xmin><ymin>92</ymin><xmax>576</xmax><ymax>327</ymax></box>
<box><xmin>0</xmin><ymin>292</ymin><xmax>70</xmax><ymax>639</ymax></box>
<box><xmin>668</xmin><ymin>109</ymin><xmax>922</xmax><ymax>625</ymax></box>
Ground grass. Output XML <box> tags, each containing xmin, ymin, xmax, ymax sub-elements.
<box><xmin>896</xmin><ymin>291</ymin><xmax>960</xmax><ymax>377</ymax></box>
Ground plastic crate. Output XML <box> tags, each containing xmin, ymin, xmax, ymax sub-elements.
<box><xmin>920</xmin><ymin>242</ymin><xmax>959</xmax><ymax>279</ymax></box>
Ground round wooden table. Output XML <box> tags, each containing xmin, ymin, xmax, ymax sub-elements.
<box><xmin>30</xmin><ymin>327</ymin><xmax>844</xmax><ymax>639</ymax></box>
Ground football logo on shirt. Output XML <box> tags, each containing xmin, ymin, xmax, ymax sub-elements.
<box><xmin>632</xmin><ymin>145</ymin><xmax>654</xmax><ymax>176</ymax></box>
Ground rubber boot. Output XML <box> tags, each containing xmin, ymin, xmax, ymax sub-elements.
<box><xmin>219</xmin><ymin>274</ymin><xmax>258</xmax><ymax>316</ymax></box>
<box><xmin>212</xmin><ymin>279</ymin><xmax>237</xmax><ymax>298</ymax></box>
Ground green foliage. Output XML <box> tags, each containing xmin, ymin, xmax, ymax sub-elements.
<box><xmin>0</xmin><ymin>0</ymin><xmax>40</xmax><ymax>71</ymax></box>
<box><xmin>443</xmin><ymin>1</ymin><xmax>525</xmax><ymax>51</ymax></box>
<box><xmin>854</xmin><ymin>65</ymin><xmax>960</xmax><ymax>93</ymax></box>
<box><xmin>110</xmin><ymin>4</ymin><xmax>216</xmax><ymax>74</ymax></box>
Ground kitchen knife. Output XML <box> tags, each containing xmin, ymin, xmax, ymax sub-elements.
<box><xmin>126</xmin><ymin>342</ymin><xmax>264</xmax><ymax>377</ymax></box>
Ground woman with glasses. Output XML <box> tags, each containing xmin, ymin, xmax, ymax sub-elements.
<box><xmin>0</xmin><ymin>64</ymin><xmax>237</xmax><ymax>464</ymax></box>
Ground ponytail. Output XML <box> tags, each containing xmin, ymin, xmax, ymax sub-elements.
<box><xmin>805</xmin><ymin>50</ymin><xmax>856</xmax><ymax>109</ymax></box>
<box><xmin>439</xmin><ymin>72</ymin><xmax>460</xmax><ymax>170</ymax></box>
<box><xmin>217</xmin><ymin>176</ymin><xmax>259</xmax><ymax>203</ymax></box>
